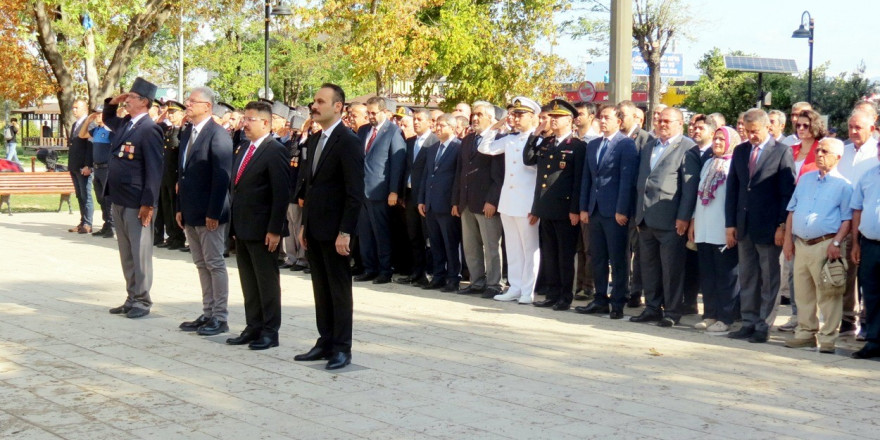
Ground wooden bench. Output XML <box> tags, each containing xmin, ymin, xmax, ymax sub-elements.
<box><xmin>0</xmin><ymin>172</ymin><xmax>74</xmax><ymax>215</ymax></box>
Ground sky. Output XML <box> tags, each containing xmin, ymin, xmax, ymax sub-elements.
<box><xmin>555</xmin><ymin>0</ymin><xmax>879</xmax><ymax>83</ymax></box>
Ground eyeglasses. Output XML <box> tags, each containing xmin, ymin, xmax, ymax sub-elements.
<box><xmin>184</xmin><ymin>98</ymin><xmax>210</xmax><ymax>105</ymax></box>
<box><xmin>243</xmin><ymin>117</ymin><xmax>267</xmax><ymax>122</ymax></box>
<box><xmin>658</xmin><ymin>119</ymin><xmax>680</xmax><ymax>125</ymax></box>
<box><xmin>796</xmin><ymin>123</ymin><xmax>811</xmax><ymax>129</ymax></box>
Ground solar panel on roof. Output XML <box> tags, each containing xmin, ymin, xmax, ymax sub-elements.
<box><xmin>723</xmin><ymin>56</ymin><xmax>799</xmax><ymax>74</ymax></box>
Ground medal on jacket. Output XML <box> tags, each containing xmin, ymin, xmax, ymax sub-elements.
<box><xmin>559</xmin><ymin>161</ymin><xmax>567</xmax><ymax>169</ymax></box>
<box><xmin>291</xmin><ymin>157</ymin><xmax>298</xmax><ymax>168</ymax></box>
<box><xmin>129</xmin><ymin>144</ymin><xmax>135</xmax><ymax>160</ymax></box>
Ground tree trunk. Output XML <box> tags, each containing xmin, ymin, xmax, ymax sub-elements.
<box><xmin>374</xmin><ymin>70</ymin><xmax>384</xmax><ymax>96</ymax></box>
<box><xmin>32</xmin><ymin>0</ymin><xmax>75</xmax><ymax>135</ymax></box>
<box><xmin>647</xmin><ymin>57</ymin><xmax>661</xmax><ymax>132</ymax></box>
<box><xmin>83</xmin><ymin>26</ymin><xmax>100</xmax><ymax>109</ymax></box>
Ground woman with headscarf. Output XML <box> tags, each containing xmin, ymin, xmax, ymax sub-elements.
<box><xmin>689</xmin><ymin>126</ymin><xmax>742</xmax><ymax>332</ymax></box>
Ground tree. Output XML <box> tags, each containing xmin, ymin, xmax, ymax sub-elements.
<box><xmin>0</xmin><ymin>0</ymin><xmax>55</xmax><ymax>105</ymax></box>
<box><xmin>795</xmin><ymin>62</ymin><xmax>874</xmax><ymax>133</ymax></box>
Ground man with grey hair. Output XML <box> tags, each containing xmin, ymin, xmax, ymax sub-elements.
<box><xmin>853</xmin><ymin>101</ymin><xmax>878</xmax><ymax>140</ymax></box>
<box><xmin>708</xmin><ymin>113</ymin><xmax>726</xmax><ymax>128</ymax></box>
<box><xmin>768</xmin><ymin>109</ymin><xmax>790</xmax><ymax>146</ymax></box>
<box><xmin>176</xmin><ymin>86</ymin><xmax>234</xmax><ymax>335</ymax></box>
<box><xmin>782</xmin><ymin>137</ymin><xmax>852</xmax><ymax>353</ymax></box>
<box><xmin>452</xmin><ymin>101</ymin><xmax>504</xmax><ymax>296</ymax></box>
<box><xmin>725</xmin><ymin>108</ymin><xmax>796</xmax><ymax>343</ymax></box>
<box><xmin>453</xmin><ymin>102</ymin><xmax>472</xmax><ymax>120</ymax></box>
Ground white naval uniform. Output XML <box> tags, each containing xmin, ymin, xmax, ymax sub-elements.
<box><xmin>478</xmin><ymin>129</ymin><xmax>540</xmax><ymax>302</ymax></box>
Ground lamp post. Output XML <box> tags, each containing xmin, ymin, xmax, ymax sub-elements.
<box><xmin>791</xmin><ymin>10</ymin><xmax>814</xmax><ymax>104</ymax></box>
<box><xmin>264</xmin><ymin>1</ymin><xmax>292</xmax><ymax>100</ymax></box>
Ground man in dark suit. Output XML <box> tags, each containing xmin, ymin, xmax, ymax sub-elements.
<box><xmin>576</xmin><ymin>104</ymin><xmax>639</xmax><ymax>319</ymax></box>
<box><xmin>155</xmin><ymin>100</ymin><xmax>186</xmax><ymax>250</ymax></box>
<box><xmin>68</xmin><ymin>99</ymin><xmax>95</xmax><ymax>234</ymax></box>
<box><xmin>294</xmin><ymin>83</ymin><xmax>365</xmax><ymax>370</ymax></box>
<box><xmin>630</xmin><ymin>107</ymin><xmax>700</xmax><ymax>327</ymax></box>
<box><xmin>451</xmin><ymin>101</ymin><xmax>505</xmax><ymax>296</ymax></box>
<box><xmin>395</xmin><ymin>109</ymin><xmax>437</xmax><ymax>286</ymax></box>
<box><xmin>225</xmin><ymin>101</ymin><xmax>290</xmax><ymax>350</ymax></box>
<box><xmin>101</xmin><ymin>77</ymin><xmax>165</xmax><ymax>319</ymax></box>
<box><xmin>175</xmin><ymin>87</ymin><xmax>234</xmax><ymax>337</ymax></box>
<box><xmin>619</xmin><ymin>100</ymin><xmax>655</xmax><ymax>308</ymax></box>
<box><xmin>354</xmin><ymin>96</ymin><xmax>406</xmax><ymax>284</ymax></box>
<box><xmin>526</xmin><ymin>100</ymin><xmax>585</xmax><ymax>311</ymax></box>
<box><xmin>419</xmin><ymin>114</ymin><xmax>462</xmax><ymax>292</ymax></box>
<box><xmin>725</xmin><ymin>108</ymin><xmax>795</xmax><ymax>343</ymax></box>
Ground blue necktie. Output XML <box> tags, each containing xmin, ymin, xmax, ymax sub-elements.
<box><xmin>597</xmin><ymin>138</ymin><xmax>608</xmax><ymax>165</ymax></box>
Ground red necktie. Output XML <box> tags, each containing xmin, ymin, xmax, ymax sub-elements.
<box><xmin>748</xmin><ymin>146</ymin><xmax>759</xmax><ymax>177</ymax></box>
<box><xmin>365</xmin><ymin>128</ymin><xmax>377</xmax><ymax>154</ymax></box>
<box><xmin>235</xmin><ymin>144</ymin><xmax>256</xmax><ymax>185</ymax></box>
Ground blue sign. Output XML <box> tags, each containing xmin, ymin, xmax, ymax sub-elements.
<box><xmin>632</xmin><ymin>51</ymin><xmax>683</xmax><ymax>77</ymax></box>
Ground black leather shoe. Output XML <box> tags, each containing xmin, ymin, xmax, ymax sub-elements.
<box><xmin>626</xmin><ymin>295</ymin><xmax>643</xmax><ymax>308</ymax></box>
<box><xmin>179</xmin><ymin>314</ymin><xmax>210</xmax><ymax>331</ymax></box>
<box><xmin>533</xmin><ymin>298</ymin><xmax>557</xmax><ymax>308</ymax></box>
<box><xmin>481</xmin><ymin>288</ymin><xmax>501</xmax><ymax>299</ymax></box>
<box><xmin>291</xmin><ymin>264</ymin><xmax>308</xmax><ymax>272</ymax></box>
<box><xmin>609</xmin><ymin>309</ymin><xmax>624</xmax><ymax>320</ymax></box>
<box><xmin>279</xmin><ymin>262</ymin><xmax>294</xmax><ymax>269</ymax></box>
<box><xmin>412</xmin><ymin>276</ymin><xmax>429</xmax><ymax>287</ymax></box>
<box><xmin>126</xmin><ymin>308</ymin><xmax>150</xmax><ymax>319</ymax></box>
<box><xmin>155</xmin><ymin>240</ymin><xmax>167</xmax><ymax>247</ymax></box>
<box><xmin>395</xmin><ymin>275</ymin><xmax>416</xmax><ymax>284</ymax></box>
<box><xmin>166</xmin><ymin>241</ymin><xmax>183</xmax><ymax>250</ymax></box>
<box><xmin>354</xmin><ymin>272</ymin><xmax>378</xmax><ymax>282</ymax></box>
<box><xmin>552</xmin><ymin>302</ymin><xmax>571</xmax><ymax>311</ymax></box>
<box><xmin>657</xmin><ymin>317</ymin><xmax>677</xmax><ymax>327</ymax></box>
<box><xmin>852</xmin><ymin>344</ymin><xmax>880</xmax><ymax>359</ymax></box>
<box><xmin>748</xmin><ymin>330</ymin><xmax>768</xmax><ymax>343</ymax></box>
<box><xmin>574</xmin><ymin>289</ymin><xmax>595</xmax><ymax>301</ymax></box>
<box><xmin>727</xmin><ymin>326</ymin><xmax>755</xmax><ymax>340</ymax></box>
<box><xmin>109</xmin><ymin>305</ymin><xmax>131</xmax><ymax>315</ymax></box>
<box><xmin>248</xmin><ymin>334</ymin><xmax>279</xmax><ymax>350</ymax></box>
<box><xmin>197</xmin><ymin>317</ymin><xmax>229</xmax><ymax>336</ymax></box>
<box><xmin>629</xmin><ymin>310</ymin><xmax>662</xmax><ymax>323</ymax></box>
<box><xmin>457</xmin><ymin>285</ymin><xmax>486</xmax><ymax>295</ymax></box>
<box><xmin>294</xmin><ymin>346</ymin><xmax>331</xmax><ymax>361</ymax></box>
<box><xmin>575</xmin><ymin>301</ymin><xmax>610</xmax><ymax>315</ymax></box>
<box><xmin>423</xmin><ymin>278</ymin><xmax>445</xmax><ymax>290</ymax></box>
<box><xmin>179</xmin><ymin>245</ymin><xmax>190</xmax><ymax>252</ymax></box>
<box><xmin>101</xmin><ymin>228</ymin><xmax>115</xmax><ymax>238</ymax></box>
<box><xmin>92</xmin><ymin>227</ymin><xmax>108</xmax><ymax>237</ymax></box>
<box><xmin>441</xmin><ymin>281</ymin><xmax>460</xmax><ymax>292</ymax></box>
<box><xmin>372</xmin><ymin>274</ymin><xmax>392</xmax><ymax>284</ymax></box>
<box><xmin>326</xmin><ymin>352</ymin><xmax>352</xmax><ymax>370</ymax></box>
<box><xmin>351</xmin><ymin>266</ymin><xmax>365</xmax><ymax>276</ymax></box>
<box><xmin>226</xmin><ymin>329</ymin><xmax>260</xmax><ymax>345</ymax></box>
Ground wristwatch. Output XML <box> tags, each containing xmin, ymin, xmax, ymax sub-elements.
<box><xmin>832</xmin><ymin>240</ymin><xmax>840</xmax><ymax>247</ymax></box>
<box><xmin>339</xmin><ymin>232</ymin><xmax>350</xmax><ymax>238</ymax></box>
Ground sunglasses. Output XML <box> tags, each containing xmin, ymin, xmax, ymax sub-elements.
<box><xmin>796</xmin><ymin>123</ymin><xmax>811</xmax><ymax>129</ymax></box>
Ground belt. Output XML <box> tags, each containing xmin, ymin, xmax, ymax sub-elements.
<box><xmin>797</xmin><ymin>233</ymin><xmax>836</xmax><ymax>246</ymax></box>
<box><xmin>94</xmin><ymin>163</ymin><xmax>109</xmax><ymax>169</ymax></box>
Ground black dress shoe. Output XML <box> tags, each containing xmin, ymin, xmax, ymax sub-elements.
<box><xmin>294</xmin><ymin>346</ymin><xmax>331</xmax><ymax>361</ymax></box>
<box><xmin>155</xmin><ymin>239</ymin><xmax>166</xmax><ymax>247</ymax></box>
<box><xmin>574</xmin><ymin>289</ymin><xmax>595</xmax><ymax>301</ymax></box>
<box><xmin>226</xmin><ymin>329</ymin><xmax>260</xmax><ymax>345</ymax></box>
<box><xmin>481</xmin><ymin>288</ymin><xmax>501</xmax><ymax>299</ymax></box>
<box><xmin>167</xmin><ymin>241</ymin><xmax>185</xmax><ymax>250</ymax></box>
<box><xmin>413</xmin><ymin>276</ymin><xmax>429</xmax><ymax>287</ymax></box>
<box><xmin>457</xmin><ymin>285</ymin><xmax>486</xmax><ymax>295</ymax></box>
<box><xmin>657</xmin><ymin>317</ymin><xmax>677</xmax><ymax>327</ymax></box>
<box><xmin>303</xmin><ymin>268</ymin><xmax>311</xmax><ymax>274</ymax></box>
<box><xmin>780</xmin><ymin>296</ymin><xmax>791</xmax><ymax>306</ymax></box>
<box><xmin>552</xmin><ymin>302</ymin><xmax>571</xmax><ymax>311</ymax></box>
<box><xmin>179</xmin><ymin>245</ymin><xmax>190</xmax><ymax>252</ymax></box>
<box><xmin>441</xmin><ymin>281</ymin><xmax>460</xmax><ymax>292</ymax></box>
<box><xmin>394</xmin><ymin>275</ymin><xmax>416</xmax><ymax>285</ymax></box>
<box><xmin>279</xmin><ymin>262</ymin><xmax>294</xmax><ymax>269</ymax></box>
<box><xmin>852</xmin><ymin>344</ymin><xmax>880</xmax><ymax>359</ymax></box>
<box><xmin>629</xmin><ymin>310</ymin><xmax>662</xmax><ymax>323</ymax></box>
<box><xmin>291</xmin><ymin>264</ymin><xmax>308</xmax><ymax>272</ymax></box>
<box><xmin>92</xmin><ymin>227</ymin><xmax>108</xmax><ymax>237</ymax></box>
<box><xmin>351</xmin><ymin>266</ymin><xmax>365</xmax><ymax>276</ymax></box>
<box><xmin>354</xmin><ymin>272</ymin><xmax>378</xmax><ymax>282</ymax></box>
<box><xmin>326</xmin><ymin>352</ymin><xmax>352</xmax><ymax>370</ymax></box>
<box><xmin>372</xmin><ymin>275</ymin><xmax>392</xmax><ymax>284</ymax></box>
<box><xmin>532</xmin><ymin>298</ymin><xmax>557</xmax><ymax>308</ymax></box>
<box><xmin>109</xmin><ymin>305</ymin><xmax>131</xmax><ymax>315</ymax></box>
<box><xmin>727</xmin><ymin>326</ymin><xmax>755</xmax><ymax>340</ymax></box>
<box><xmin>223</xmin><ymin>251</ymin><xmax>230</xmax><ymax>258</ymax></box>
<box><xmin>197</xmin><ymin>317</ymin><xmax>229</xmax><ymax>336</ymax></box>
<box><xmin>101</xmin><ymin>229</ymin><xmax>115</xmax><ymax>238</ymax></box>
<box><xmin>748</xmin><ymin>330</ymin><xmax>768</xmax><ymax>343</ymax></box>
<box><xmin>575</xmin><ymin>301</ymin><xmax>610</xmax><ymax>315</ymax></box>
<box><xmin>126</xmin><ymin>308</ymin><xmax>150</xmax><ymax>319</ymax></box>
<box><xmin>423</xmin><ymin>278</ymin><xmax>445</xmax><ymax>290</ymax></box>
<box><xmin>609</xmin><ymin>309</ymin><xmax>624</xmax><ymax>320</ymax></box>
<box><xmin>179</xmin><ymin>315</ymin><xmax>210</xmax><ymax>331</ymax></box>
<box><xmin>626</xmin><ymin>295</ymin><xmax>643</xmax><ymax>308</ymax></box>
<box><xmin>248</xmin><ymin>334</ymin><xmax>279</xmax><ymax>350</ymax></box>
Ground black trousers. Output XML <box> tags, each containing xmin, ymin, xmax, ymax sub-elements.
<box><xmin>697</xmin><ymin>242</ymin><xmax>739</xmax><ymax>324</ymax></box>
<box><xmin>539</xmin><ymin>218</ymin><xmax>579</xmax><ymax>305</ymax></box>
<box><xmin>306</xmin><ymin>232</ymin><xmax>353</xmax><ymax>353</ymax></box>
<box><xmin>682</xmin><ymin>247</ymin><xmax>700</xmax><ymax>312</ymax></box>
<box><xmin>158</xmin><ymin>181</ymin><xmax>184</xmax><ymax>244</ymax></box>
<box><xmin>235</xmin><ymin>238</ymin><xmax>281</xmax><ymax>337</ymax></box>
<box><xmin>404</xmin><ymin>192</ymin><xmax>428</xmax><ymax>278</ymax></box>
<box><xmin>425</xmin><ymin>210</ymin><xmax>461</xmax><ymax>282</ymax></box>
<box><xmin>639</xmin><ymin>225</ymin><xmax>687</xmax><ymax>320</ymax></box>
<box><xmin>589</xmin><ymin>213</ymin><xmax>630</xmax><ymax>309</ymax></box>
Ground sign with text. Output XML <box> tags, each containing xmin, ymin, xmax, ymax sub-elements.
<box><xmin>632</xmin><ymin>51</ymin><xmax>683</xmax><ymax>78</ymax></box>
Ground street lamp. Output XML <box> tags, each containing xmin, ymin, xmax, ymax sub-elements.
<box><xmin>791</xmin><ymin>10</ymin><xmax>814</xmax><ymax>104</ymax></box>
<box><xmin>264</xmin><ymin>0</ymin><xmax>292</xmax><ymax>99</ymax></box>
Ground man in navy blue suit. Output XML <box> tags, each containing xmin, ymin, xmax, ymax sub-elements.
<box><xmin>419</xmin><ymin>114</ymin><xmax>462</xmax><ymax>292</ymax></box>
<box><xmin>175</xmin><ymin>86</ymin><xmax>234</xmax><ymax>336</ymax></box>
<box><xmin>354</xmin><ymin>96</ymin><xmax>406</xmax><ymax>284</ymax></box>
<box><xmin>101</xmin><ymin>77</ymin><xmax>165</xmax><ymax>319</ymax></box>
<box><xmin>576</xmin><ymin>104</ymin><xmax>640</xmax><ymax>319</ymax></box>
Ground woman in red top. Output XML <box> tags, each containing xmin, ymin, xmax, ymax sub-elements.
<box><xmin>790</xmin><ymin>109</ymin><xmax>827</xmax><ymax>181</ymax></box>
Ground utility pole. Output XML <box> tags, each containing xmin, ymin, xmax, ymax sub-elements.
<box><xmin>609</xmin><ymin>0</ymin><xmax>632</xmax><ymax>105</ymax></box>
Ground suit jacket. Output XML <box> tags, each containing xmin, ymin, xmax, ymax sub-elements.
<box><xmin>419</xmin><ymin>138</ymin><xmax>461</xmax><ymax>214</ymax></box>
<box><xmin>357</xmin><ymin>121</ymin><xmax>406</xmax><ymax>201</ymax></box>
<box><xmin>691</xmin><ymin>143</ymin><xmax>714</xmax><ymax>167</ymax></box>
<box><xmin>580</xmin><ymin>132</ymin><xmax>639</xmax><ymax>218</ymax></box>
<box><xmin>630</xmin><ymin>127</ymin><xmax>655</xmax><ymax>153</ymax></box>
<box><xmin>725</xmin><ymin>137</ymin><xmax>796</xmax><ymax>245</ymax></box>
<box><xmin>524</xmin><ymin>134</ymin><xmax>585</xmax><ymax>220</ymax></box>
<box><xmin>402</xmin><ymin>132</ymin><xmax>437</xmax><ymax>203</ymax></box>
<box><xmin>177</xmin><ymin>118</ymin><xmax>233</xmax><ymax>226</ymax></box>
<box><xmin>452</xmin><ymin>131</ymin><xmax>503</xmax><ymax>213</ymax></box>
<box><xmin>634</xmin><ymin>135</ymin><xmax>700</xmax><ymax>230</ymax></box>
<box><xmin>68</xmin><ymin>118</ymin><xmax>93</xmax><ymax>170</ymax></box>
<box><xmin>101</xmin><ymin>102</ymin><xmax>164</xmax><ymax>209</ymax></box>
<box><xmin>297</xmin><ymin>124</ymin><xmax>365</xmax><ymax>241</ymax></box>
<box><xmin>161</xmin><ymin>124</ymin><xmax>181</xmax><ymax>187</ymax></box>
<box><xmin>230</xmin><ymin>135</ymin><xmax>290</xmax><ymax>241</ymax></box>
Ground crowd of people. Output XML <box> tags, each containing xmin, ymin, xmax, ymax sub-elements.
<box><xmin>61</xmin><ymin>77</ymin><xmax>880</xmax><ymax>364</ymax></box>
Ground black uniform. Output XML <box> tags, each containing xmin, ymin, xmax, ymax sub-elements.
<box><xmin>155</xmin><ymin>124</ymin><xmax>185</xmax><ymax>248</ymax></box>
<box><xmin>524</xmin><ymin>133</ymin><xmax>585</xmax><ymax>308</ymax></box>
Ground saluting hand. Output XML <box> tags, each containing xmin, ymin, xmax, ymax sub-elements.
<box><xmin>109</xmin><ymin>93</ymin><xmax>130</xmax><ymax>105</ymax></box>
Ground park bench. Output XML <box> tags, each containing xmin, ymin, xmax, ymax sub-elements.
<box><xmin>0</xmin><ymin>172</ymin><xmax>74</xmax><ymax>215</ymax></box>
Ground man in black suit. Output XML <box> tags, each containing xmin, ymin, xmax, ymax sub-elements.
<box><xmin>725</xmin><ymin>108</ymin><xmax>795</xmax><ymax>343</ymax></box>
<box><xmin>294</xmin><ymin>83</ymin><xmax>365</xmax><ymax>370</ymax></box>
<box><xmin>155</xmin><ymin>100</ymin><xmax>186</xmax><ymax>250</ymax></box>
<box><xmin>68</xmin><ymin>99</ymin><xmax>95</xmax><ymax>234</ymax></box>
<box><xmin>419</xmin><ymin>114</ymin><xmax>463</xmax><ymax>292</ymax></box>
<box><xmin>395</xmin><ymin>109</ymin><xmax>437</xmax><ymax>287</ymax></box>
<box><xmin>175</xmin><ymin>87</ymin><xmax>234</xmax><ymax>337</ymax></box>
<box><xmin>630</xmin><ymin>107</ymin><xmax>700</xmax><ymax>327</ymax></box>
<box><xmin>101</xmin><ymin>77</ymin><xmax>165</xmax><ymax>319</ymax></box>
<box><xmin>225</xmin><ymin>101</ymin><xmax>290</xmax><ymax>350</ymax></box>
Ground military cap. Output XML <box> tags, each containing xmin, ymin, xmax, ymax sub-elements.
<box><xmin>545</xmin><ymin>99</ymin><xmax>576</xmax><ymax>117</ymax></box>
<box><xmin>392</xmin><ymin>106</ymin><xmax>413</xmax><ymax>119</ymax></box>
<box><xmin>129</xmin><ymin>77</ymin><xmax>158</xmax><ymax>101</ymax></box>
<box><xmin>165</xmin><ymin>100</ymin><xmax>186</xmax><ymax>111</ymax></box>
<box><xmin>213</xmin><ymin>101</ymin><xmax>234</xmax><ymax>118</ymax></box>
<box><xmin>271</xmin><ymin>101</ymin><xmax>289</xmax><ymax>118</ymax></box>
<box><xmin>509</xmin><ymin>96</ymin><xmax>540</xmax><ymax>114</ymax></box>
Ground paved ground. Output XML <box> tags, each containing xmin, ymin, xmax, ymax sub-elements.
<box><xmin>1</xmin><ymin>211</ymin><xmax>879</xmax><ymax>440</ymax></box>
